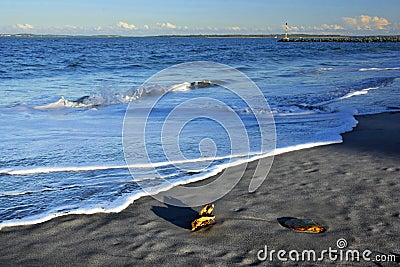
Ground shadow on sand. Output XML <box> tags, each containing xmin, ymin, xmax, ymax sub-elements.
<box><xmin>151</xmin><ymin>197</ymin><xmax>198</xmax><ymax>230</ymax></box>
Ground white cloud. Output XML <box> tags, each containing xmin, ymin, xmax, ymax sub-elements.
<box><xmin>372</xmin><ymin>16</ymin><xmax>391</xmax><ymax>30</ymax></box>
<box><xmin>360</xmin><ymin>15</ymin><xmax>372</xmax><ymax>29</ymax></box>
<box><xmin>206</xmin><ymin>26</ymin><xmax>219</xmax><ymax>31</ymax></box>
<box><xmin>313</xmin><ymin>24</ymin><xmax>344</xmax><ymax>31</ymax></box>
<box><xmin>342</xmin><ymin>17</ymin><xmax>358</xmax><ymax>28</ymax></box>
<box><xmin>283</xmin><ymin>24</ymin><xmax>299</xmax><ymax>31</ymax></box>
<box><xmin>342</xmin><ymin>15</ymin><xmax>391</xmax><ymax>30</ymax></box>
<box><xmin>14</xmin><ymin>23</ymin><xmax>34</xmax><ymax>30</ymax></box>
<box><xmin>116</xmin><ymin>21</ymin><xmax>137</xmax><ymax>30</ymax></box>
<box><xmin>143</xmin><ymin>24</ymin><xmax>150</xmax><ymax>30</ymax></box>
<box><xmin>156</xmin><ymin>22</ymin><xmax>177</xmax><ymax>29</ymax></box>
<box><xmin>277</xmin><ymin>22</ymin><xmax>347</xmax><ymax>34</ymax></box>
<box><xmin>258</xmin><ymin>26</ymin><xmax>273</xmax><ymax>32</ymax></box>
<box><xmin>228</xmin><ymin>26</ymin><xmax>241</xmax><ymax>31</ymax></box>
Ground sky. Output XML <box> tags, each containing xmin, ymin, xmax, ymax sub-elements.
<box><xmin>1</xmin><ymin>0</ymin><xmax>399</xmax><ymax>35</ymax></box>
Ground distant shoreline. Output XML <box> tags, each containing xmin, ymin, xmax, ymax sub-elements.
<box><xmin>1</xmin><ymin>33</ymin><xmax>400</xmax><ymax>39</ymax></box>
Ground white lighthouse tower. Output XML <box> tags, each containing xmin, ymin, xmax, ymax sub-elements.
<box><xmin>283</xmin><ymin>22</ymin><xmax>290</xmax><ymax>41</ymax></box>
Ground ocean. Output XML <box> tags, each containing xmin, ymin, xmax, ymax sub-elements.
<box><xmin>0</xmin><ymin>37</ymin><xmax>399</xmax><ymax>228</ymax></box>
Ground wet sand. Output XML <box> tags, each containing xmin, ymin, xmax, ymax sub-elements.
<box><xmin>0</xmin><ymin>112</ymin><xmax>399</xmax><ymax>266</ymax></box>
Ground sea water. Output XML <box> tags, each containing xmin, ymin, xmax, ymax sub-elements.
<box><xmin>0</xmin><ymin>37</ymin><xmax>399</xmax><ymax>228</ymax></box>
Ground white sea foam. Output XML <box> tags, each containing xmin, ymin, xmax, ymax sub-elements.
<box><xmin>33</xmin><ymin>80</ymin><xmax>215</xmax><ymax>110</ymax></box>
<box><xmin>1</xmin><ymin>137</ymin><xmax>350</xmax><ymax>177</ymax></box>
<box><xmin>312</xmin><ymin>85</ymin><xmax>382</xmax><ymax>108</ymax></box>
<box><xmin>338</xmin><ymin>86</ymin><xmax>380</xmax><ymax>100</ymax></box>
<box><xmin>0</xmin><ymin>191</ymin><xmax>149</xmax><ymax>231</ymax></box>
<box><xmin>169</xmin><ymin>82</ymin><xmax>191</xmax><ymax>92</ymax></box>
<box><xmin>0</xmin><ymin>165</ymin><xmax>128</xmax><ymax>176</ymax></box>
<box><xmin>0</xmin><ymin>152</ymin><xmax>258</xmax><ymax>176</ymax></box>
<box><xmin>359</xmin><ymin>67</ymin><xmax>400</xmax><ymax>72</ymax></box>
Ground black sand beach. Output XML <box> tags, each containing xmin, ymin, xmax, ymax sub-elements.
<box><xmin>1</xmin><ymin>112</ymin><xmax>399</xmax><ymax>266</ymax></box>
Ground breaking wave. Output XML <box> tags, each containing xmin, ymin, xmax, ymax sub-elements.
<box><xmin>34</xmin><ymin>80</ymin><xmax>215</xmax><ymax>110</ymax></box>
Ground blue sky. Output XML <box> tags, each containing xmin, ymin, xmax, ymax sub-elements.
<box><xmin>1</xmin><ymin>0</ymin><xmax>399</xmax><ymax>35</ymax></box>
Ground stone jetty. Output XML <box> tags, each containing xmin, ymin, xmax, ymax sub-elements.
<box><xmin>278</xmin><ymin>36</ymin><xmax>400</xmax><ymax>42</ymax></box>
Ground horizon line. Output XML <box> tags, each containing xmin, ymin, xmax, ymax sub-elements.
<box><xmin>2</xmin><ymin>33</ymin><xmax>400</xmax><ymax>38</ymax></box>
